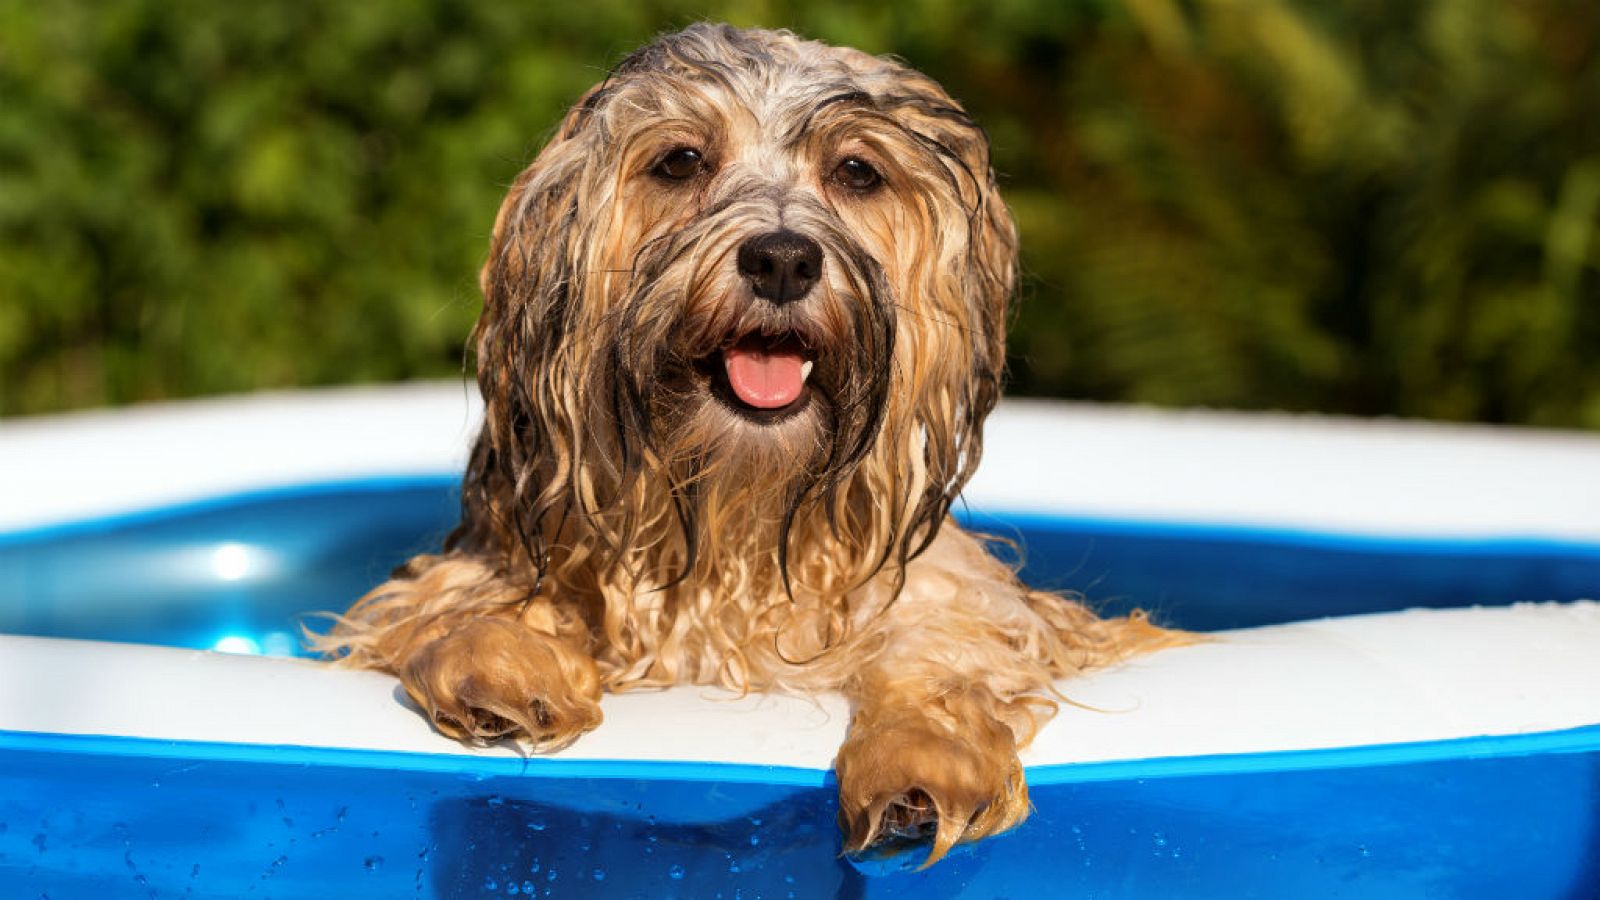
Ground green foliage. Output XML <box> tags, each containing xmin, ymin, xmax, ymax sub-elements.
<box><xmin>1</xmin><ymin>0</ymin><xmax>1597</xmax><ymax>426</ymax></box>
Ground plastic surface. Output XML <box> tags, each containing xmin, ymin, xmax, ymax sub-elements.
<box><xmin>7</xmin><ymin>602</ymin><xmax>1599</xmax><ymax>773</ymax></box>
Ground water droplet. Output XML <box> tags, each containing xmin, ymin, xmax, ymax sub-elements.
<box><xmin>669</xmin><ymin>864</ymin><xmax>686</xmax><ymax>880</ymax></box>
<box><xmin>592</xmin><ymin>869</ymin><xmax>605</xmax><ymax>881</ymax></box>
<box><xmin>728</xmin><ymin>860</ymin><xmax>742</xmax><ymax>873</ymax></box>
<box><xmin>521</xmin><ymin>880</ymin><xmax>536</xmax><ymax>893</ymax></box>
<box><xmin>1358</xmin><ymin>845</ymin><xmax>1371</xmax><ymax>858</ymax></box>
<box><xmin>1153</xmin><ymin>832</ymin><xmax>1168</xmax><ymax>848</ymax></box>
<box><xmin>529</xmin><ymin>860</ymin><xmax>541</xmax><ymax>874</ymax></box>
<box><xmin>190</xmin><ymin>864</ymin><xmax>200</xmax><ymax>879</ymax></box>
<box><xmin>526</xmin><ymin>819</ymin><xmax>546</xmax><ymax>832</ymax></box>
<box><xmin>261</xmin><ymin>855</ymin><xmax>287</xmax><ymax>879</ymax></box>
<box><xmin>363</xmin><ymin>856</ymin><xmax>384</xmax><ymax>872</ymax></box>
<box><xmin>483</xmin><ymin>877</ymin><xmax>498</xmax><ymax>891</ymax></box>
<box><xmin>749</xmin><ymin>834</ymin><xmax>761</xmax><ymax>847</ymax></box>
<box><xmin>507</xmin><ymin>883</ymin><xmax>519</xmax><ymax>896</ymax></box>
<box><xmin>488</xmin><ymin>795</ymin><xmax>504</xmax><ymax>807</ymax></box>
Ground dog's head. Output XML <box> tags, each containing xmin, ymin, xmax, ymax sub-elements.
<box><xmin>463</xmin><ymin>25</ymin><xmax>1016</xmax><ymax>591</ymax></box>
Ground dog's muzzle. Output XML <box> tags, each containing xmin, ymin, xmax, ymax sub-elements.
<box><xmin>715</xmin><ymin>230</ymin><xmax>824</xmax><ymax>413</ymax></box>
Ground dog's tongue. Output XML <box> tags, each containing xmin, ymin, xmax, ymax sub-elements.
<box><xmin>724</xmin><ymin>343</ymin><xmax>807</xmax><ymax>409</ymax></box>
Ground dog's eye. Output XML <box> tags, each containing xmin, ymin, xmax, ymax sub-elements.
<box><xmin>831</xmin><ymin>157</ymin><xmax>882</xmax><ymax>192</ymax></box>
<box><xmin>653</xmin><ymin>147</ymin><xmax>705</xmax><ymax>182</ymax></box>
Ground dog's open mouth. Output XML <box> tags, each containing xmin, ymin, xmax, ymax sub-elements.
<box><xmin>710</xmin><ymin>331</ymin><xmax>817</xmax><ymax>418</ymax></box>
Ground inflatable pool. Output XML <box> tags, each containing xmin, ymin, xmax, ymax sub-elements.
<box><xmin>2</xmin><ymin>384</ymin><xmax>1598</xmax><ymax>898</ymax></box>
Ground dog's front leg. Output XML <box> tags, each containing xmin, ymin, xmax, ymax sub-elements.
<box><xmin>828</xmin><ymin>531</ymin><xmax>1063</xmax><ymax>867</ymax></box>
<box><xmin>827</xmin><ymin>525</ymin><xmax>1181</xmax><ymax>866</ymax></box>
<box><xmin>400</xmin><ymin>613</ymin><xmax>602</xmax><ymax>751</ymax></box>
<box><xmin>834</xmin><ymin>666</ymin><xmax>1033</xmax><ymax>867</ymax></box>
<box><xmin>319</xmin><ymin>554</ymin><xmax>603</xmax><ymax>751</ymax></box>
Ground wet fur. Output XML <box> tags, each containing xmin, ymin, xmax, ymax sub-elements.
<box><xmin>315</xmin><ymin>24</ymin><xmax>1181</xmax><ymax>866</ymax></box>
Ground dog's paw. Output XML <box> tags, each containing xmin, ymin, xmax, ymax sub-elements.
<box><xmin>399</xmin><ymin>618</ymin><xmax>602</xmax><ymax>751</ymax></box>
<box><xmin>833</xmin><ymin>713</ymin><xmax>1028</xmax><ymax>867</ymax></box>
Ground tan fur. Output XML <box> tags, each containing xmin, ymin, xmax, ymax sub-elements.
<box><xmin>313</xmin><ymin>24</ymin><xmax>1185</xmax><ymax>865</ymax></box>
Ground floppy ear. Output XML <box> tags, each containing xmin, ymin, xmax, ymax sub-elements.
<box><xmin>955</xmin><ymin>151</ymin><xmax>1019</xmax><ymax>475</ymax></box>
<box><xmin>866</xmin><ymin>64</ymin><xmax>1017</xmax><ymax>399</ymax></box>
<box><xmin>966</xmin><ymin>162</ymin><xmax>1018</xmax><ymax>391</ymax></box>
<box><xmin>908</xmin><ymin>75</ymin><xmax>1016</xmax><ymax>407</ymax></box>
<box><xmin>918</xmin><ymin>144</ymin><xmax>1017</xmax><ymax>562</ymax></box>
<box><xmin>450</xmin><ymin>84</ymin><xmax>613</xmax><ymax>566</ymax></box>
<box><xmin>871</xmin><ymin>71</ymin><xmax>1019</xmax><ymax>565</ymax></box>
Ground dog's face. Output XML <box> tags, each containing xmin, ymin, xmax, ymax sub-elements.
<box><xmin>468</xmin><ymin>25</ymin><xmax>1016</xmax><ymax>585</ymax></box>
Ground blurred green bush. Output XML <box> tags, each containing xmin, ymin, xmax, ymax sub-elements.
<box><xmin>1</xmin><ymin>0</ymin><xmax>1596</xmax><ymax>426</ymax></box>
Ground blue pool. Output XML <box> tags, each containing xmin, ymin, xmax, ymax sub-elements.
<box><xmin>3</xmin><ymin>476</ymin><xmax>1597</xmax><ymax>654</ymax></box>
<box><xmin>2</xmin><ymin>389</ymin><xmax>1598</xmax><ymax>898</ymax></box>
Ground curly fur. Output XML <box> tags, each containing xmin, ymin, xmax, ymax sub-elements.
<box><xmin>315</xmin><ymin>24</ymin><xmax>1183</xmax><ymax>866</ymax></box>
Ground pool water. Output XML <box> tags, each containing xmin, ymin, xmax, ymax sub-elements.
<box><xmin>3</xmin><ymin>729</ymin><xmax>1595</xmax><ymax>899</ymax></box>
<box><xmin>2</xmin><ymin>476</ymin><xmax>1596</xmax><ymax>653</ymax></box>
<box><xmin>3</xmin><ymin>478</ymin><xmax>1599</xmax><ymax>898</ymax></box>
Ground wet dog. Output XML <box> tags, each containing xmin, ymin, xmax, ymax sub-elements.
<box><xmin>319</xmin><ymin>24</ymin><xmax>1175</xmax><ymax>865</ymax></box>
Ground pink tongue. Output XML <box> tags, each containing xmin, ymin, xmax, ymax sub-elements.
<box><xmin>724</xmin><ymin>346</ymin><xmax>807</xmax><ymax>409</ymax></box>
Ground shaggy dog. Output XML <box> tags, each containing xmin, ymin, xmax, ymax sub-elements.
<box><xmin>318</xmin><ymin>24</ymin><xmax>1176</xmax><ymax>866</ymax></box>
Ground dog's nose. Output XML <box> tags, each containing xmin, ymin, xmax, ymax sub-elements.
<box><xmin>737</xmin><ymin>231</ymin><xmax>823</xmax><ymax>305</ymax></box>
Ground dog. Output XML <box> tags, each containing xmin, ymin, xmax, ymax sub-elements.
<box><xmin>317</xmin><ymin>23</ymin><xmax>1176</xmax><ymax>866</ymax></box>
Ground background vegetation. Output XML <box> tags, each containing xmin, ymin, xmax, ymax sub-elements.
<box><xmin>2</xmin><ymin>0</ymin><xmax>1597</xmax><ymax>427</ymax></box>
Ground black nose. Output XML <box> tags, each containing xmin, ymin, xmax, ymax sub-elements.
<box><xmin>737</xmin><ymin>231</ymin><xmax>823</xmax><ymax>305</ymax></box>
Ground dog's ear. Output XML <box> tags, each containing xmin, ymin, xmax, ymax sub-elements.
<box><xmin>896</xmin><ymin>74</ymin><xmax>1017</xmax><ymax>393</ymax></box>
<box><xmin>954</xmin><ymin>148</ymin><xmax>1018</xmax><ymax>479</ymax></box>
<box><xmin>454</xmin><ymin>83</ymin><xmax>614</xmax><ymax>565</ymax></box>
<box><xmin>859</xmin><ymin>72</ymin><xmax>1019</xmax><ymax>566</ymax></box>
<box><xmin>949</xmin><ymin>134</ymin><xmax>1017</xmax><ymax>451</ymax></box>
<box><xmin>966</xmin><ymin>164</ymin><xmax>1018</xmax><ymax>387</ymax></box>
